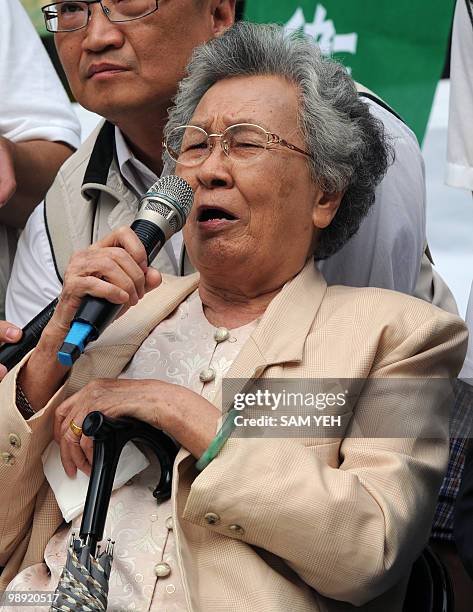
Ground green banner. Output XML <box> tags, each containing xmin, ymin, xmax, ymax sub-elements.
<box><xmin>244</xmin><ymin>1</ymin><xmax>454</xmax><ymax>143</ymax></box>
<box><xmin>21</xmin><ymin>0</ymin><xmax>48</xmax><ymax>37</ymax></box>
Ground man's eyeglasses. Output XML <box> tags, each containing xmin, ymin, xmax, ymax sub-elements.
<box><xmin>163</xmin><ymin>123</ymin><xmax>313</xmax><ymax>167</ymax></box>
<box><xmin>41</xmin><ymin>0</ymin><xmax>158</xmax><ymax>33</ymax></box>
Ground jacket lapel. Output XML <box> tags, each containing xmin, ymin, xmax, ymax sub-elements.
<box><xmin>213</xmin><ymin>260</ymin><xmax>328</xmax><ymax>412</ymax></box>
<box><xmin>174</xmin><ymin>260</ymin><xmax>328</xmax><ymax>511</ymax></box>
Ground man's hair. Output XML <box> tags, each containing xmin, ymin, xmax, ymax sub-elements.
<box><xmin>165</xmin><ymin>22</ymin><xmax>393</xmax><ymax>259</ymax></box>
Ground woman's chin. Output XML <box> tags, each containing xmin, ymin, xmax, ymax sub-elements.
<box><xmin>192</xmin><ymin>243</ymin><xmax>248</xmax><ymax>276</ymax></box>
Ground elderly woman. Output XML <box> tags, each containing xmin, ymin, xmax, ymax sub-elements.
<box><xmin>0</xmin><ymin>23</ymin><xmax>467</xmax><ymax>612</ymax></box>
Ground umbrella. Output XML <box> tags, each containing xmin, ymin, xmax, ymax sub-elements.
<box><xmin>51</xmin><ymin>534</ymin><xmax>113</xmax><ymax>611</ymax></box>
<box><xmin>50</xmin><ymin>411</ymin><xmax>179</xmax><ymax>611</ymax></box>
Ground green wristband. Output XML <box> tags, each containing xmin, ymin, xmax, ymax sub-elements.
<box><xmin>195</xmin><ymin>409</ymin><xmax>238</xmax><ymax>471</ymax></box>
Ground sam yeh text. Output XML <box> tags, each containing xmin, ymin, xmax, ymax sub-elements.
<box><xmin>234</xmin><ymin>415</ymin><xmax>342</xmax><ymax>427</ymax></box>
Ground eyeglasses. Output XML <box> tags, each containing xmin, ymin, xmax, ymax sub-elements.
<box><xmin>163</xmin><ymin>123</ymin><xmax>313</xmax><ymax>167</ymax></box>
<box><xmin>41</xmin><ymin>0</ymin><xmax>158</xmax><ymax>33</ymax></box>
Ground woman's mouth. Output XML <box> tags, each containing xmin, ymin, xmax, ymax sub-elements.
<box><xmin>197</xmin><ymin>207</ymin><xmax>239</xmax><ymax>230</ymax></box>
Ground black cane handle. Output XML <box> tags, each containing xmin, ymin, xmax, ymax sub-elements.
<box><xmin>79</xmin><ymin>411</ymin><xmax>179</xmax><ymax>552</ymax></box>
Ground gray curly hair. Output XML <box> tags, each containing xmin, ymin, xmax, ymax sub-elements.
<box><xmin>164</xmin><ymin>21</ymin><xmax>393</xmax><ymax>259</ymax></box>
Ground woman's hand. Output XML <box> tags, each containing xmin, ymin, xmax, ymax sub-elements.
<box><xmin>0</xmin><ymin>321</ymin><xmax>22</xmax><ymax>380</ymax></box>
<box><xmin>18</xmin><ymin>227</ymin><xmax>162</xmax><ymax>413</ymax></box>
<box><xmin>54</xmin><ymin>378</ymin><xmax>220</xmax><ymax>477</ymax></box>
<box><xmin>48</xmin><ymin>226</ymin><xmax>162</xmax><ymax>340</ymax></box>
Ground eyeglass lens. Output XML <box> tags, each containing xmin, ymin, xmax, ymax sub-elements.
<box><xmin>167</xmin><ymin>125</ymin><xmax>270</xmax><ymax>166</ymax></box>
<box><xmin>43</xmin><ymin>0</ymin><xmax>157</xmax><ymax>32</ymax></box>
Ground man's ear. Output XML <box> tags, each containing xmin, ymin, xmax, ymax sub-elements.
<box><xmin>210</xmin><ymin>0</ymin><xmax>236</xmax><ymax>36</ymax></box>
<box><xmin>312</xmin><ymin>191</ymin><xmax>344</xmax><ymax>229</ymax></box>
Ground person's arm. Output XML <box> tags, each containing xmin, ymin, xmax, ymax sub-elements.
<box><xmin>0</xmin><ymin>321</ymin><xmax>21</xmax><ymax>380</ymax></box>
<box><xmin>182</xmin><ymin>311</ymin><xmax>467</xmax><ymax>606</ymax></box>
<box><xmin>0</xmin><ymin>0</ymin><xmax>80</xmax><ymax>228</ymax></box>
<box><xmin>0</xmin><ymin>136</ymin><xmax>74</xmax><ymax>228</ymax></box>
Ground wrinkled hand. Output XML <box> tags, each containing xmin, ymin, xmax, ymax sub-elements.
<box><xmin>46</xmin><ymin>226</ymin><xmax>162</xmax><ymax>340</ymax></box>
<box><xmin>17</xmin><ymin>227</ymin><xmax>163</xmax><ymax>416</ymax></box>
<box><xmin>0</xmin><ymin>136</ymin><xmax>16</xmax><ymax>207</ymax></box>
<box><xmin>0</xmin><ymin>321</ymin><xmax>22</xmax><ymax>381</ymax></box>
<box><xmin>54</xmin><ymin>378</ymin><xmax>220</xmax><ymax>477</ymax></box>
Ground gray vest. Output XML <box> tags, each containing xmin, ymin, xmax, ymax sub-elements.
<box><xmin>44</xmin><ymin>121</ymin><xmax>177</xmax><ymax>282</ymax></box>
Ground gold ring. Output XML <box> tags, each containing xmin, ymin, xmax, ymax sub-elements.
<box><xmin>69</xmin><ymin>419</ymin><xmax>83</xmax><ymax>438</ymax></box>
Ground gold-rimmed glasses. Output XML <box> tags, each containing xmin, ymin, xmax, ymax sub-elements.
<box><xmin>163</xmin><ymin>123</ymin><xmax>312</xmax><ymax>166</ymax></box>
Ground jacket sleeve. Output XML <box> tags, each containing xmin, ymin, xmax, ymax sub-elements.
<box><xmin>0</xmin><ymin>356</ymin><xmax>67</xmax><ymax>566</ymax></box>
<box><xmin>182</xmin><ymin>311</ymin><xmax>467</xmax><ymax>606</ymax></box>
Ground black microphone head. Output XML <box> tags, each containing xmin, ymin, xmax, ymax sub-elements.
<box><xmin>137</xmin><ymin>175</ymin><xmax>194</xmax><ymax>238</ymax></box>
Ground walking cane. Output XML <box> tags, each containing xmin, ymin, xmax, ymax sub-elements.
<box><xmin>50</xmin><ymin>411</ymin><xmax>179</xmax><ymax>611</ymax></box>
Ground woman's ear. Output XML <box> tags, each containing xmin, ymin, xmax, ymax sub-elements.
<box><xmin>312</xmin><ymin>191</ymin><xmax>344</xmax><ymax>229</ymax></box>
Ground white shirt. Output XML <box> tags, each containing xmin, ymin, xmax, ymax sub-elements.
<box><xmin>0</xmin><ymin>0</ymin><xmax>81</xmax><ymax>318</ymax></box>
<box><xmin>6</xmin><ymin>99</ymin><xmax>425</xmax><ymax>328</ymax></box>
<box><xmin>446</xmin><ymin>0</ymin><xmax>473</xmax><ymax>191</ymax></box>
<box><xmin>446</xmin><ymin>0</ymin><xmax>473</xmax><ymax>381</ymax></box>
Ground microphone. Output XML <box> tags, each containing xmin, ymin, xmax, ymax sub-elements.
<box><xmin>0</xmin><ymin>176</ymin><xmax>194</xmax><ymax>373</ymax></box>
<box><xmin>0</xmin><ymin>298</ymin><xmax>58</xmax><ymax>371</ymax></box>
<box><xmin>57</xmin><ymin>175</ymin><xmax>194</xmax><ymax>367</ymax></box>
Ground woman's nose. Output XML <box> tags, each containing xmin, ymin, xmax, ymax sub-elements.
<box><xmin>197</xmin><ymin>139</ymin><xmax>234</xmax><ymax>189</ymax></box>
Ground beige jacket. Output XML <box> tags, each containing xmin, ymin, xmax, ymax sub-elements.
<box><xmin>0</xmin><ymin>263</ymin><xmax>467</xmax><ymax>611</ymax></box>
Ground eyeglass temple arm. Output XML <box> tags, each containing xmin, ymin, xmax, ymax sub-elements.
<box><xmin>268</xmin><ymin>133</ymin><xmax>312</xmax><ymax>158</ymax></box>
<box><xmin>79</xmin><ymin>411</ymin><xmax>179</xmax><ymax>556</ymax></box>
